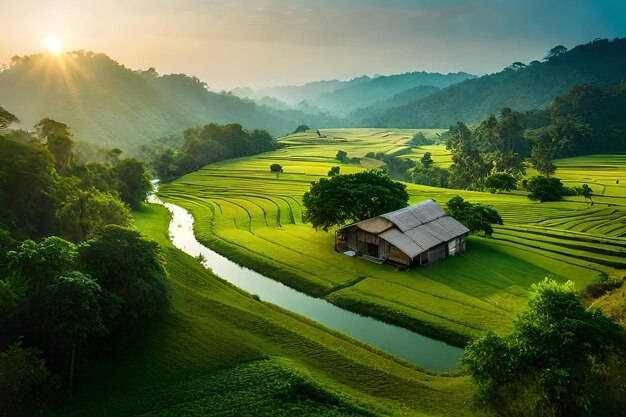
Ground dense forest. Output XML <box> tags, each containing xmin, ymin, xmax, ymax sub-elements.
<box><xmin>0</xmin><ymin>109</ymin><xmax>169</xmax><ymax>414</ymax></box>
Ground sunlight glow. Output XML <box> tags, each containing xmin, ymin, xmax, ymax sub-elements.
<box><xmin>44</xmin><ymin>36</ymin><xmax>63</xmax><ymax>54</ymax></box>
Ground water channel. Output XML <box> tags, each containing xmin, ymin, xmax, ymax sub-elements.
<box><xmin>150</xmin><ymin>196</ymin><xmax>464</xmax><ymax>372</ymax></box>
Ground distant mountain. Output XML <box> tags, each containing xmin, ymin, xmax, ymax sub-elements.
<box><xmin>232</xmin><ymin>77</ymin><xmax>370</xmax><ymax>105</ymax></box>
<box><xmin>312</xmin><ymin>71</ymin><xmax>475</xmax><ymax>115</ymax></box>
<box><xmin>0</xmin><ymin>52</ymin><xmax>339</xmax><ymax>152</ymax></box>
<box><xmin>348</xmin><ymin>85</ymin><xmax>441</xmax><ymax>123</ymax></box>
<box><xmin>370</xmin><ymin>37</ymin><xmax>626</xmax><ymax>128</ymax></box>
<box><xmin>234</xmin><ymin>72</ymin><xmax>475</xmax><ymax>116</ymax></box>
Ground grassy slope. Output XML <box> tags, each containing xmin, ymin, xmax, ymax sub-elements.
<box><xmin>159</xmin><ymin>129</ymin><xmax>617</xmax><ymax>345</ymax></box>
<box><xmin>61</xmin><ymin>204</ymin><xmax>478</xmax><ymax>417</ymax></box>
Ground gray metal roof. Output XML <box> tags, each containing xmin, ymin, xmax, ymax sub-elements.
<box><xmin>378</xmin><ymin>200</ymin><xmax>469</xmax><ymax>258</ymax></box>
<box><xmin>380</xmin><ymin>200</ymin><xmax>447</xmax><ymax>232</ymax></box>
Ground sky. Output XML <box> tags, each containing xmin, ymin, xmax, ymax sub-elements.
<box><xmin>1</xmin><ymin>0</ymin><xmax>625</xmax><ymax>90</ymax></box>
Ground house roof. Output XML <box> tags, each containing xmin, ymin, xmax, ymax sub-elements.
<box><xmin>342</xmin><ymin>199</ymin><xmax>469</xmax><ymax>259</ymax></box>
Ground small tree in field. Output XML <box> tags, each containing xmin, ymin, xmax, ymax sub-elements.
<box><xmin>335</xmin><ymin>150</ymin><xmax>348</xmax><ymax>163</ymax></box>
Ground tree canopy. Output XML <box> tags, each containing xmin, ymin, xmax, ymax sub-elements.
<box><xmin>302</xmin><ymin>169</ymin><xmax>408</xmax><ymax>231</ymax></box>
<box><xmin>463</xmin><ymin>279</ymin><xmax>625</xmax><ymax>417</ymax></box>
<box><xmin>446</xmin><ymin>196</ymin><xmax>502</xmax><ymax>236</ymax></box>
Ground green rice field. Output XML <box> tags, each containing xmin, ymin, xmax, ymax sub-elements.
<box><xmin>158</xmin><ymin>128</ymin><xmax>626</xmax><ymax>345</ymax></box>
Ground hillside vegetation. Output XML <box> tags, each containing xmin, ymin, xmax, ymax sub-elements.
<box><xmin>370</xmin><ymin>38</ymin><xmax>626</xmax><ymax>127</ymax></box>
<box><xmin>0</xmin><ymin>52</ymin><xmax>337</xmax><ymax>153</ymax></box>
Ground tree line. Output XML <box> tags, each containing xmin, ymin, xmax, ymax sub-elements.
<box><xmin>150</xmin><ymin>123</ymin><xmax>279</xmax><ymax>182</ymax></box>
<box><xmin>403</xmin><ymin>81</ymin><xmax>626</xmax><ymax>202</ymax></box>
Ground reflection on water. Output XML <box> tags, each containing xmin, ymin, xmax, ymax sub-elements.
<box><xmin>150</xmin><ymin>196</ymin><xmax>463</xmax><ymax>371</ymax></box>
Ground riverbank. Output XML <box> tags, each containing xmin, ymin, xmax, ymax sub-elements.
<box><xmin>60</xmin><ymin>204</ymin><xmax>479</xmax><ymax>417</ymax></box>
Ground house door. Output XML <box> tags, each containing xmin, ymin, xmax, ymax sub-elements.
<box><xmin>366</xmin><ymin>242</ymin><xmax>379</xmax><ymax>258</ymax></box>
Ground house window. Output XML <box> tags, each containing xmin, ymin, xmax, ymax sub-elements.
<box><xmin>366</xmin><ymin>242</ymin><xmax>379</xmax><ymax>258</ymax></box>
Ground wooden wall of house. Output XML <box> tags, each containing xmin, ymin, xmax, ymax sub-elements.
<box><xmin>388</xmin><ymin>245</ymin><xmax>412</xmax><ymax>266</ymax></box>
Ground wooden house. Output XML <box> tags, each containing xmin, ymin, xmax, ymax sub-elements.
<box><xmin>335</xmin><ymin>200</ymin><xmax>469</xmax><ymax>267</ymax></box>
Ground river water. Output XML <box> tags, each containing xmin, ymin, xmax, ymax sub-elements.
<box><xmin>150</xmin><ymin>196</ymin><xmax>464</xmax><ymax>372</ymax></box>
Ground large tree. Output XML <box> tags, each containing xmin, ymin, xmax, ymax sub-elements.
<box><xmin>43</xmin><ymin>272</ymin><xmax>106</xmax><ymax>386</ymax></box>
<box><xmin>463</xmin><ymin>279</ymin><xmax>625</xmax><ymax>417</ymax></box>
<box><xmin>79</xmin><ymin>225</ymin><xmax>169</xmax><ymax>328</ymax></box>
<box><xmin>112</xmin><ymin>158</ymin><xmax>152</xmax><ymax>208</ymax></box>
<box><xmin>446</xmin><ymin>122</ymin><xmax>492</xmax><ymax>190</ymax></box>
<box><xmin>446</xmin><ymin>196</ymin><xmax>502</xmax><ymax>236</ymax></box>
<box><xmin>35</xmin><ymin>118</ymin><xmax>74</xmax><ymax>175</ymax></box>
<box><xmin>302</xmin><ymin>169</ymin><xmax>408</xmax><ymax>231</ymax></box>
<box><xmin>56</xmin><ymin>187</ymin><xmax>132</xmax><ymax>243</ymax></box>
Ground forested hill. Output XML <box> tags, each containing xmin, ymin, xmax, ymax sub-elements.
<box><xmin>0</xmin><ymin>52</ymin><xmax>338</xmax><ymax>152</ymax></box>
<box><xmin>369</xmin><ymin>37</ymin><xmax>626</xmax><ymax>128</ymax></box>
<box><xmin>234</xmin><ymin>71</ymin><xmax>475</xmax><ymax>115</ymax></box>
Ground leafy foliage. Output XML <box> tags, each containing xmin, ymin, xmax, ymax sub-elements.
<box><xmin>446</xmin><ymin>196</ymin><xmax>502</xmax><ymax>236</ymax></box>
<box><xmin>446</xmin><ymin>122</ymin><xmax>492</xmax><ymax>189</ymax></box>
<box><xmin>56</xmin><ymin>187</ymin><xmax>132</xmax><ymax>243</ymax></box>
<box><xmin>302</xmin><ymin>169</ymin><xmax>408</xmax><ymax>231</ymax></box>
<box><xmin>484</xmin><ymin>172</ymin><xmax>517</xmax><ymax>193</ymax></box>
<box><xmin>79</xmin><ymin>225</ymin><xmax>169</xmax><ymax>327</ymax></box>
<box><xmin>0</xmin><ymin>343</ymin><xmax>56</xmax><ymax>417</ymax></box>
<box><xmin>112</xmin><ymin>158</ymin><xmax>152</xmax><ymax>208</ymax></box>
<box><xmin>463</xmin><ymin>279</ymin><xmax>626</xmax><ymax>417</ymax></box>
<box><xmin>526</xmin><ymin>176</ymin><xmax>568</xmax><ymax>202</ymax></box>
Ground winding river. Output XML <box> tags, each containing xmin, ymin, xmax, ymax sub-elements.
<box><xmin>150</xmin><ymin>196</ymin><xmax>464</xmax><ymax>372</ymax></box>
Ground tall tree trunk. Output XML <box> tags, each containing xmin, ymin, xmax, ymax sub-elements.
<box><xmin>69</xmin><ymin>342</ymin><xmax>76</xmax><ymax>387</ymax></box>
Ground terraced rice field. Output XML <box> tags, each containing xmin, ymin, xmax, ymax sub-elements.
<box><xmin>159</xmin><ymin>129</ymin><xmax>625</xmax><ymax>345</ymax></box>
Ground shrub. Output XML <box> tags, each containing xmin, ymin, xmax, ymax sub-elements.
<box><xmin>526</xmin><ymin>176</ymin><xmax>567</xmax><ymax>202</ymax></box>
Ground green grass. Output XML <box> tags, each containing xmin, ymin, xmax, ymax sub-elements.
<box><xmin>157</xmin><ymin>129</ymin><xmax>622</xmax><ymax>346</ymax></box>
<box><xmin>60</xmin><ymin>204</ymin><xmax>479</xmax><ymax>417</ymax></box>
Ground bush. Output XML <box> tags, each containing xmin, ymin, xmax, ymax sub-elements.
<box><xmin>408</xmin><ymin>132</ymin><xmax>434</xmax><ymax>146</ymax></box>
<box><xmin>410</xmin><ymin>165</ymin><xmax>448</xmax><ymax>188</ymax></box>
<box><xmin>485</xmin><ymin>172</ymin><xmax>517</xmax><ymax>193</ymax></box>
<box><xmin>527</xmin><ymin>176</ymin><xmax>567</xmax><ymax>202</ymax></box>
<box><xmin>583</xmin><ymin>274</ymin><xmax>624</xmax><ymax>299</ymax></box>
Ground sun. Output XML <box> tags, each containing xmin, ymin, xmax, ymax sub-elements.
<box><xmin>44</xmin><ymin>36</ymin><xmax>64</xmax><ymax>54</ymax></box>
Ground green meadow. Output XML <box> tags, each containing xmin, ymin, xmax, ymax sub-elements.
<box><xmin>61</xmin><ymin>204</ymin><xmax>478</xmax><ymax>417</ymax></box>
<box><xmin>158</xmin><ymin>128</ymin><xmax>625</xmax><ymax>344</ymax></box>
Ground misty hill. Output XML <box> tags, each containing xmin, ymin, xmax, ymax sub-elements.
<box><xmin>232</xmin><ymin>78</ymin><xmax>366</xmax><ymax>105</ymax></box>
<box><xmin>313</xmin><ymin>71</ymin><xmax>475</xmax><ymax>115</ymax></box>
<box><xmin>369</xmin><ymin>37</ymin><xmax>626</xmax><ymax>128</ymax></box>
<box><xmin>0</xmin><ymin>52</ymin><xmax>338</xmax><ymax>152</ymax></box>
<box><xmin>234</xmin><ymin>72</ymin><xmax>475</xmax><ymax>116</ymax></box>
